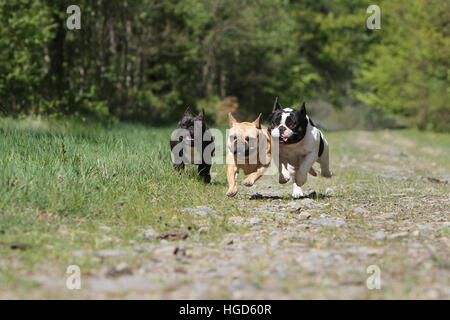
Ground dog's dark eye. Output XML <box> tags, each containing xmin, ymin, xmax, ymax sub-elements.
<box><xmin>229</xmin><ymin>134</ymin><xmax>236</xmax><ymax>141</ymax></box>
<box><xmin>247</xmin><ymin>137</ymin><xmax>256</xmax><ymax>145</ymax></box>
<box><xmin>285</xmin><ymin>117</ymin><xmax>294</xmax><ymax>127</ymax></box>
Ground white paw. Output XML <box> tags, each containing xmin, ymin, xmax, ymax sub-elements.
<box><xmin>226</xmin><ymin>190</ymin><xmax>237</xmax><ymax>197</ymax></box>
<box><xmin>292</xmin><ymin>189</ymin><xmax>305</xmax><ymax>199</ymax></box>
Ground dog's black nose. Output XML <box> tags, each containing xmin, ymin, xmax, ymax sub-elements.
<box><xmin>279</xmin><ymin>126</ymin><xmax>286</xmax><ymax>134</ymax></box>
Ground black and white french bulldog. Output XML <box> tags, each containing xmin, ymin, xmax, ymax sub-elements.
<box><xmin>269</xmin><ymin>97</ymin><xmax>332</xmax><ymax>198</ymax></box>
<box><xmin>170</xmin><ymin>107</ymin><xmax>215</xmax><ymax>183</ymax></box>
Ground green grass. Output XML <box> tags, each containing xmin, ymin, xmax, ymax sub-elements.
<box><xmin>0</xmin><ymin>117</ymin><xmax>240</xmax><ymax>222</ymax></box>
<box><xmin>0</xmin><ymin>117</ymin><xmax>449</xmax><ymax>299</ymax></box>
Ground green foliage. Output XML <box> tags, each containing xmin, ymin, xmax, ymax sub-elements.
<box><xmin>0</xmin><ymin>1</ymin><xmax>55</xmax><ymax>114</ymax></box>
<box><xmin>0</xmin><ymin>1</ymin><xmax>448</xmax><ymax>130</ymax></box>
<box><xmin>356</xmin><ymin>0</ymin><xmax>450</xmax><ymax>131</ymax></box>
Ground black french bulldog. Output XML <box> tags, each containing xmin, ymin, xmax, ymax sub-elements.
<box><xmin>170</xmin><ymin>107</ymin><xmax>215</xmax><ymax>183</ymax></box>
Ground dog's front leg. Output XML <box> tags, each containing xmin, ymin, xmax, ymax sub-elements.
<box><xmin>198</xmin><ymin>164</ymin><xmax>211</xmax><ymax>183</ymax></box>
<box><xmin>278</xmin><ymin>162</ymin><xmax>290</xmax><ymax>184</ymax></box>
<box><xmin>292</xmin><ymin>153</ymin><xmax>316</xmax><ymax>198</ymax></box>
<box><xmin>173</xmin><ymin>163</ymin><xmax>185</xmax><ymax>171</ymax></box>
<box><xmin>226</xmin><ymin>164</ymin><xmax>238</xmax><ymax>197</ymax></box>
<box><xmin>171</xmin><ymin>141</ymin><xmax>185</xmax><ymax>171</ymax></box>
<box><xmin>243</xmin><ymin>166</ymin><xmax>267</xmax><ymax>187</ymax></box>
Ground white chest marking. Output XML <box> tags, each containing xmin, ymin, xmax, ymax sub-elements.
<box><xmin>279</xmin><ymin>126</ymin><xmax>322</xmax><ymax>165</ymax></box>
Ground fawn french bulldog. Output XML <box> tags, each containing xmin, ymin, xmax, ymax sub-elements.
<box><xmin>226</xmin><ymin>112</ymin><xmax>271</xmax><ymax>197</ymax></box>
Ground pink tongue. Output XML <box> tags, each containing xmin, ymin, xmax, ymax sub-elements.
<box><xmin>281</xmin><ymin>136</ymin><xmax>288</xmax><ymax>142</ymax></box>
<box><xmin>186</xmin><ymin>136</ymin><xmax>193</xmax><ymax>141</ymax></box>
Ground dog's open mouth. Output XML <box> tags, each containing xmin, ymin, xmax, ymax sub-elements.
<box><xmin>186</xmin><ymin>135</ymin><xmax>194</xmax><ymax>141</ymax></box>
<box><xmin>280</xmin><ymin>135</ymin><xmax>289</xmax><ymax>143</ymax></box>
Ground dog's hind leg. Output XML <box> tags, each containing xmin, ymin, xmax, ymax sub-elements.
<box><xmin>318</xmin><ymin>143</ymin><xmax>332</xmax><ymax>178</ymax></box>
<box><xmin>198</xmin><ymin>164</ymin><xmax>211</xmax><ymax>183</ymax></box>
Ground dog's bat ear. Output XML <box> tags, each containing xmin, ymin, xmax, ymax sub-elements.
<box><xmin>184</xmin><ymin>106</ymin><xmax>192</xmax><ymax>116</ymax></box>
<box><xmin>253</xmin><ymin>113</ymin><xmax>262</xmax><ymax>129</ymax></box>
<box><xmin>297</xmin><ymin>101</ymin><xmax>306</xmax><ymax>116</ymax></box>
<box><xmin>196</xmin><ymin>109</ymin><xmax>204</xmax><ymax>120</ymax></box>
<box><xmin>273</xmin><ymin>97</ymin><xmax>282</xmax><ymax>111</ymax></box>
<box><xmin>228</xmin><ymin>112</ymin><xmax>237</xmax><ymax>127</ymax></box>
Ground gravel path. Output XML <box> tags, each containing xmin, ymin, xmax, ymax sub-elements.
<box><xmin>31</xmin><ymin>132</ymin><xmax>450</xmax><ymax>299</ymax></box>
